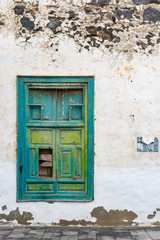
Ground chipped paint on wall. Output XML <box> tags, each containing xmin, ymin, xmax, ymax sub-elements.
<box><xmin>0</xmin><ymin>208</ymin><xmax>33</xmax><ymax>225</ymax></box>
<box><xmin>59</xmin><ymin>207</ymin><xmax>138</xmax><ymax>226</ymax></box>
<box><xmin>1</xmin><ymin>206</ymin><xmax>7</xmax><ymax>211</ymax></box>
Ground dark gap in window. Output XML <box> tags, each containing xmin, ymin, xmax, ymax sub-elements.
<box><xmin>39</xmin><ymin>149</ymin><xmax>52</xmax><ymax>177</ymax></box>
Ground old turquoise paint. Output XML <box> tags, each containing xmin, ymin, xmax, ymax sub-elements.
<box><xmin>29</xmin><ymin>89</ymin><xmax>56</xmax><ymax>121</ymax></box>
<box><xmin>17</xmin><ymin>76</ymin><xmax>94</xmax><ymax>201</ymax></box>
<box><xmin>57</xmin><ymin>89</ymin><xmax>83</xmax><ymax>121</ymax></box>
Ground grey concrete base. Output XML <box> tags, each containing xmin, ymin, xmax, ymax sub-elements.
<box><xmin>0</xmin><ymin>227</ymin><xmax>159</xmax><ymax>240</ymax></box>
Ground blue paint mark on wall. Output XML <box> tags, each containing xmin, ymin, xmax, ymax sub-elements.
<box><xmin>137</xmin><ymin>137</ymin><xmax>159</xmax><ymax>152</ymax></box>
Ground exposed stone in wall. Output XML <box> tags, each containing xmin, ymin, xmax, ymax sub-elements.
<box><xmin>47</xmin><ymin>17</ymin><xmax>61</xmax><ymax>33</ymax></box>
<box><xmin>143</xmin><ymin>7</ymin><xmax>160</xmax><ymax>22</ymax></box>
<box><xmin>11</xmin><ymin>0</ymin><xmax>160</xmax><ymax>55</ymax></box>
<box><xmin>132</xmin><ymin>0</ymin><xmax>160</xmax><ymax>4</ymax></box>
<box><xmin>20</xmin><ymin>16</ymin><xmax>35</xmax><ymax>30</ymax></box>
<box><xmin>91</xmin><ymin>0</ymin><xmax>110</xmax><ymax>6</ymax></box>
<box><xmin>14</xmin><ymin>5</ymin><xmax>25</xmax><ymax>15</ymax></box>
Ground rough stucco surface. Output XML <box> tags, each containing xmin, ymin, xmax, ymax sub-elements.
<box><xmin>0</xmin><ymin>0</ymin><xmax>160</xmax><ymax>226</ymax></box>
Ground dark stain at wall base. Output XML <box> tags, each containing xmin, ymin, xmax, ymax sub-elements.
<box><xmin>59</xmin><ymin>207</ymin><xmax>138</xmax><ymax>227</ymax></box>
<box><xmin>0</xmin><ymin>207</ymin><xmax>34</xmax><ymax>225</ymax></box>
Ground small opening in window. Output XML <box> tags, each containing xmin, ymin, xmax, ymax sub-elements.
<box><xmin>39</xmin><ymin>149</ymin><xmax>52</xmax><ymax>177</ymax></box>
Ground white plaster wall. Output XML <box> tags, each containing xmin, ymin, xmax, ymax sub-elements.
<box><xmin>1</xmin><ymin>0</ymin><xmax>160</xmax><ymax>225</ymax></box>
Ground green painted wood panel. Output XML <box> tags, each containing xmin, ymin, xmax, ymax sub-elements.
<box><xmin>30</xmin><ymin>149</ymin><xmax>36</xmax><ymax>176</ymax></box>
<box><xmin>17</xmin><ymin>76</ymin><xmax>94</xmax><ymax>201</ymax></box>
<box><xmin>58</xmin><ymin>183</ymin><xmax>84</xmax><ymax>191</ymax></box>
<box><xmin>57</xmin><ymin>129</ymin><xmax>84</xmax><ymax>180</ymax></box>
<box><xmin>61</xmin><ymin>150</ymin><xmax>71</xmax><ymax>176</ymax></box>
<box><xmin>31</xmin><ymin>131</ymin><xmax>52</xmax><ymax>145</ymax></box>
<box><xmin>76</xmin><ymin>148</ymin><xmax>82</xmax><ymax>176</ymax></box>
<box><xmin>27</xmin><ymin>184</ymin><xmax>53</xmax><ymax>191</ymax></box>
<box><xmin>60</xmin><ymin>130</ymin><xmax>81</xmax><ymax>145</ymax></box>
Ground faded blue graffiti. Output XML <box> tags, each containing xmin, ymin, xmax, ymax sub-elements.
<box><xmin>137</xmin><ymin>137</ymin><xmax>159</xmax><ymax>152</ymax></box>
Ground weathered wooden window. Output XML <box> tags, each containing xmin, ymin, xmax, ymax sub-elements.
<box><xmin>17</xmin><ymin>77</ymin><xmax>94</xmax><ymax>201</ymax></box>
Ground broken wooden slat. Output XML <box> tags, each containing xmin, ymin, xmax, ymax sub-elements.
<box><xmin>39</xmin><ymin>154</ymin><xmax>52</xmax><ymax>161</ymax></box>
<box><xmin>39</xmin><ymin>149</ymin><xmax>53</xmax><ymax>177</ymax></box>
<box><xmin>40</xmin><ymin>161</ymin><xmax>52</xmax><ymax>167</ymax></box>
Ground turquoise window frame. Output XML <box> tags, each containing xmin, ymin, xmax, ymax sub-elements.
<box><xmin>17</xmin><ymin>76</ymin><xmax>94</xmax><ymax>201</ymax></box>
